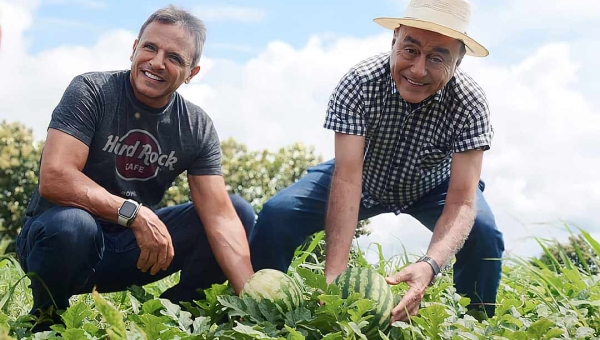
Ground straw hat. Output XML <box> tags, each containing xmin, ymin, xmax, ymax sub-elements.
<box><xmin>374</xmin><ymin>0</ymin><xmax>488</xmax><ymax>57</ymax></box>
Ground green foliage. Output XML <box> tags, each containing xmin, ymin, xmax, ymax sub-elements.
<box><xmin>160</xmin><ymin>137</ymin><xmax>371</xmax><ymax>240</ymax></box>
<box><xmin>0</xmin><ymin>228</ymin><xmax>600</xmax><ymax>339</ymax></box>
<box><xmin>536</xmin><ymin>232</ymin><xmax>599</xmax><ymax>275</ymax></box>
<box><xmin>0</xmin><ymin>121</ymin><xmax>43</xmax><ymax>247</ymax></box>
<box><xmin>160</xmin><ymin>138</ymin><xmax>323</xmax><ymax>213</ymax></box>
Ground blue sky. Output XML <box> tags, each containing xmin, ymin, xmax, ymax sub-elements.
<box><xmin>1</xmin><ymin>0</ymin><xmax>600</xmax><ymax>262</ymax></box>
<box><xmin>29</xmin><ymin>0</ymin><xmax>399</xmax><ymax>59</ymax></box>
<box><xmin>25</xmin><ymin>0</ymin><xmax>599</xmax><ymax>64</ymax></box>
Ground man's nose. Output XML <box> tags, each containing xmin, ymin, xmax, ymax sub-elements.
<box><xmin>149</xmin><ymin>51</ymin><xmax>166</xmax><ymax>70</ymax></box>
<box><xmin>410</xmin><ymin>55</ymin><xmax>427</xmax><ymax>78</ymax></box>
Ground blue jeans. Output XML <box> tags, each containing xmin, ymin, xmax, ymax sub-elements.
<box><xmin>16</xmin><ymin>194</ymin><xmax>255</xmax><ymax>313</ymax></box>
<box><xmin>249</xmin><ymin>159</ymin><xmax>504</xmax><ymax>316</ymax></box>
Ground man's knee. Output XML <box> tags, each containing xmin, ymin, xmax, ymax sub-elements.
<box><xmin>469</xmin><ymin>213</ymin><xmax>505</xmax><ymax>256</ymax></box>
<box><xmin>29</xmin><ymin>207</ymin><xmax>99</xmax><ymax>245</ymax></box>
<box><xmin>256</xmin><ymin>193</ymin><xmax>298</xmax><ymax>228</ymax></box>
<box><xmin>229</xmin><ymin>194</ymin><xmax>256</xmax><ymax>237</ymax></box>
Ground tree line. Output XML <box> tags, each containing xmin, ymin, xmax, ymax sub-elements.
<box><xmin>0</xmin><ymin>120</ymin><xmax>596</xmax><ymax>274</ymax></box>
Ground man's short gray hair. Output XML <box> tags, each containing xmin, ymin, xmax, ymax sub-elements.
<box><xmin>138</xmin><ymin>5</ymin><xmax>206</xmax><ymax>67</ymax></box>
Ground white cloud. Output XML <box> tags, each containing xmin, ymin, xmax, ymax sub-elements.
<box><xmin>1</xmin><ymin>1</ymin><xmax>599</xmax><ymax>265</ymax></box>
<box><xmin>0</xmin><ymin>4</ymin><xmax>133</xmax><ymax>132</ymax></box>
<box><xmin>193</xmin><ymin>6</ymin><xmax>266</xmax><ymax>23</ymax></box>
<box><xmin>43</xmin><ymin>0</ymin><xmax>107</xmax><ymax>10</ymax></box>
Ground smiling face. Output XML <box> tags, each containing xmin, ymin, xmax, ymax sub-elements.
<box><xmin>390</xmin><ymin>26</ymin><xmax>464</xmax><ymax>103</ymax></box>
<box><xmin>129</xmin><ymin>21</ymin><xmax>200</xmax><ymax>108</ymax></box>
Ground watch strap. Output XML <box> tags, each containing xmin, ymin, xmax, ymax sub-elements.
<box><xmin>117</xmin><ymin>214</ymin><xmax>129</xmax><ymax>227</ymax></box>
<box><xmin>417</xmin><ymin>255</ymin><xmax>441</xmax><ymax>285</ymax></box>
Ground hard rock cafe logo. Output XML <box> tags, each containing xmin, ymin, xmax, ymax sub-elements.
<box><xmin>102</xmin><ymin>129</ymin><xmax>178</xmax><ymax>181</ymax></box>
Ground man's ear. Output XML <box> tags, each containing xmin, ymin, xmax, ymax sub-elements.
<box><xmin>187</xmin><ymin>65</ymin><xmax>201</xmax><ymax>82</ymax></box>
<box><xmin>130</xmin><ymin>39</ymin><xmax>139</xmax><ymax>62</ymax></box>
<box><xmin>391</xmin><ymin>26</ymin><xmax>402</xmax><ymax>49</ymax></box>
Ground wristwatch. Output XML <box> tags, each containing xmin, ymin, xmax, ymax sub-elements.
<box><xmin>117</xmin><ymin>199</ymin><xmax>142</xmax><ymax>227</ymax></box>
<box><xmin>416</xmin><ymin>255</ymin><xmax>442</xmax><ymax>286</ymax></box>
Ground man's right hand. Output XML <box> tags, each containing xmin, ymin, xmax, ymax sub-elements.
<box><xmin>129</xmin><ymin>206</ymin><xmax>175</xmax><ymax>275</ymax></box>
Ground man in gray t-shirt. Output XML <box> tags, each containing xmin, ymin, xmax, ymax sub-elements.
<box><xmin>16</xmin><ymin>6</ymin><xmax>255</xmax><ymax>331</ymax></box>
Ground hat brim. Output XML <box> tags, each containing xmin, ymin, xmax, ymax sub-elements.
<box><xmin>373</xmin><ymin>17</ymin><xmax>489</xmax><ymax>57</ymax></box>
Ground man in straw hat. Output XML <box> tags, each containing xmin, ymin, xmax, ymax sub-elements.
<box><xmin>250</xmin><ymin>0</ymin><xmax>503</xmax><ymax>322</ymax></box>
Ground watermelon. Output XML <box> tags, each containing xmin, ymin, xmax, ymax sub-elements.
<box><xmin>240</xmin><ymin>269</ymin><xmax>303</xmax><ymax>313</ymax></box>
<box><xmin>333</xmin><ymin>267</ymin><xmax>395</xmax><ymax>338</ymax></box>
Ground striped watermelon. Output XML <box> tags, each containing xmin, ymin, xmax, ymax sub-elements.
<box><xmin>240</xmin><ymin>269</ymin><xmax>303</xmax><ymax>313</ymax></box>
<box><xmin>333</xmin><ymin>267</ymin><xmax>394</xmax><ymax>338</ymax></box>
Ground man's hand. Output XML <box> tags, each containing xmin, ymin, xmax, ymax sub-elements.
<box><xmin>385</xmin><ymin>261</ymin><xmax>433</xmax><ymax>323</ymax></box>
<box><xmin>130</xmin><ymin>206</ymin><xmax>175</xmax><ymax>275</ymax></box>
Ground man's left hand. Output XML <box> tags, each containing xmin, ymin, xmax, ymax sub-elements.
<box><xmin>385</xmin><ymin>261</ymin><xmax>433</xmax><ymax>323</ymax></box>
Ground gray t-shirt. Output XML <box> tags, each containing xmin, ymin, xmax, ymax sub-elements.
<box><xmin>26</xmin><ymin>70</ymin><xmax>221</xmax><ymax>217</ymax></box>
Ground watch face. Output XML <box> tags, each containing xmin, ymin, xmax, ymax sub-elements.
<box><xmin>119</xmin><ymin>201</ymin><xmax>138</xmax><ymax>217</ymax></box>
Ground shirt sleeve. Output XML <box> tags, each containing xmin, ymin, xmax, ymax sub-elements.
<box><xmin>323</xmin><ymin>69</ymin><xmax>367</xmax><ymax>136</ymax></box>
<box><xmin>453</xmin><ymin>103</ymin><xmax>494</xmax><ymax>153</ymax></box>
<box><xmin>48</xmin><ymin>75</ymin><xmax>102</xmax><ymax>146</ymax></box>
<box><xmin>187</xmin><ymin>116</ymin><xmax>223</xmax><ymax>176</ymax></box>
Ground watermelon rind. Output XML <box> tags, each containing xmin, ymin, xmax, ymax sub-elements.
<box><xmin>333</xmin><ymin>267</ymin><xmax>395</xmax><ymax>338</ymax></box>
<box><xmin>240</xmin><ymin>269</ymin><xmax>304</xmax><ymax>313</ymax></box>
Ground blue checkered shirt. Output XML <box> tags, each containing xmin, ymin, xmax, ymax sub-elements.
<box><xmin>324</xmin><ymin>52</ymin><xmax>493</xmax><ymax>214</ymax></box>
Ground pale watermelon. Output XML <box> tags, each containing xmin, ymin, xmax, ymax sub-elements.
<box><xmin>333</xmin><ymin>267</ymin><xmax>395</xmax><ymax>338</ymax></box>
<box><xmin>240</xmin><ymin>269</ymin><xmax>303</xmax><ymax>313</ymax></box>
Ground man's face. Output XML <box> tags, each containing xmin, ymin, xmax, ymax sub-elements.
<box><xmin>390</xmin><ymin>26</ymin><xmax>464</xmax><ymax>103</ymax></box>
<box><xmin>129</xmin><ymin>21</ymin><xmax>200</xmax><ymax>108</ymax></box>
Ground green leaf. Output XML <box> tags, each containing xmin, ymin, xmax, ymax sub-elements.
<box><xmin>142</xmin><ymin>299</ymin><xmax>165</xmax><ymax>315</ymax></box>
<box><xmin>345</xmin><ymin>321</ymin><xmax>368</xmax><ymax>340</ymax></box>
<box><xmin>575</xmin><ymin>326</ymin><xmax>595</xmax><ymax>338</ymax></box>
<box><xmin>61</xmin><ymin>301</ymin><xmax>94</xmax><ymax>329</ymax></box>
<box><xmin>159</xmin><ymin>298</ymin><xmax>194</xmax><ymax>332</ymax></box>
<box><xmin>321</xmin><ymin>333</ymin><xmax>344</xmax><ymax>340</ymax></box>
<box><xmin>284</xmin><ymin>307</ymin><xmax>313</xmax><ymax>327</ymax></box>
<box><xmin>191</xmin><ymin>316</ymin><xmax>212</xmax><ymax>335</ymax></box>
<box><xmin>91</xmin><ymin>290</ymin><xmax>127</xmax><ymax>340</ymax></box>
<box><xmin>542</xmin><ymin>328</ymin><xmax>564</xmax><ymax>339</ymax></box>
<box><xmin>82</xmin><ymin>323</ymin><xmax>100</xmax><ymax>336</ymax></box>
<box><xmin>59</xmin><ymin>328</ymin><xmax>91</xmax><ymax>340</ymax></box>
<box><xmin>284</xmin><ymin>325</ymin><xmax>305</xmax><ymax>340</ymax></box>
<box><xmin>217</xmin><ymin>295</ymin><xmax>259</xmax><ymax>321</ymax></box>
<box><xmin>295</xmin><ymin>267</ymin><xmax>327</xmax><ymax>292</ymax></box>
<box><xmin>526</xmin><ymin>318</ymin><xmax>554</xmax><ymax>338</ymax></box>
<box><xmin>579</xmin><ymin>228</ymin><xmax>600</xmax><ymax>257</ymax></box>
<box><xmin>257</xmin><ymin>298</ymin><xmax>285</xmax><ymax>324</ymax></box>
<box><xmin>130</xmin><ymin>314</ymin><xmax>169</xmax><ymax>340</ymax></box>
<box><xmin>231</xmin><ymin>321</ymin><xmax>271</xmax><ymax>338</ymax></box>
<box><xmin>346</xmin><ymin>299</ymin><xmax>374</xmax><ymax>324</ymax></box>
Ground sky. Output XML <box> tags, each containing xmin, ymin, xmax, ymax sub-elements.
<box><xmin>1</xmin><ymin>0</ymin><xmax>599</xmax><ymax>265</ymax></box>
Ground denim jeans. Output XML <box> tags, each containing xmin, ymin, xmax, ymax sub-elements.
<box><xmin>249</xmin><ymin>159</ymin><xmax>505</xmax><ymax>317</ymax></box>
<box><xmin>16</xmin><ymin>194</ymin><xmax>255</xmax><ymax>313</ymax></box>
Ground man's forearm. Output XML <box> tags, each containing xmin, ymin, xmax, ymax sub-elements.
<box><xmin>205</xmin><ymin>217</ymin><xmax>253</xmax><ymax>294</ymax></box>
<box><xmin>39</xmin><ymin>166</ymin><xmax>124</xmax><ymax>221</ymax></box>
<box><xmin>324</xmin><ymin>173</ymin><xmax>362</xmax><ymax>281</ymax></box>
<box><xmin>426</xmin><ymin>202</ymin><xmax>476</xmax><ymax>267</ymax></box>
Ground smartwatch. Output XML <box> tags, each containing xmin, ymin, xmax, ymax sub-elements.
<box><xmin>416</xmin><ymin>255</ymin><xmax>441</xmax><ymax>286</ymax></box>
<box><xmin>117</xmin><ymin>199</ymin><xmax>141</xmax><ymax>227</ymax></box>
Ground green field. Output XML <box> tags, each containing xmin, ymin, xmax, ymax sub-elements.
<box><xmin>1</xmin><ymin>230</ymin><xmax>599</xmax><ymax>340</ymax></box>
